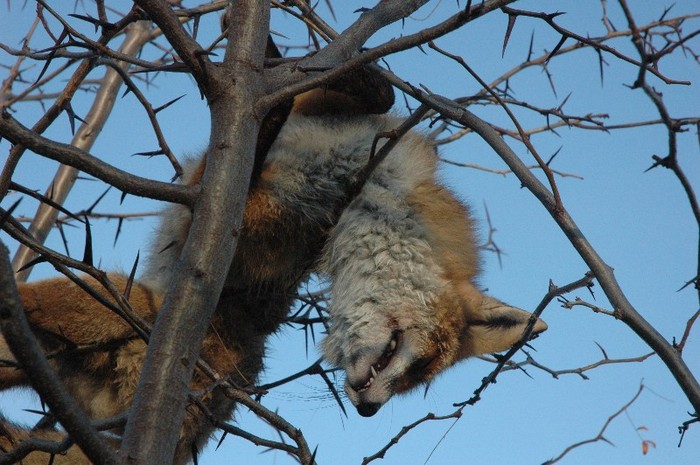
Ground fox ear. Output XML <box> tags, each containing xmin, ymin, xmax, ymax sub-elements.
<box><xmin>457</xmin><ymin>291</ymin><xmax>548</xmax><ymax>359</ymax></box>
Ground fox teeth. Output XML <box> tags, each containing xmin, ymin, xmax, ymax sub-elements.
<box><xmin>389</xmin><ymin>338</ymin><xmax>397</xmax><ymax>351</ymax></box>
<box><xmin>370</xmin><ymin>366</ymin><xmax>378</xmax><ymax>378</ymax></box>
<box><xmin>358</xmin><ymin>377</ymin><xmax>373</xmax><ymax>392</ymax></box>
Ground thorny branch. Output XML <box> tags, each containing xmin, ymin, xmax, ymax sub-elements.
<box><xmin>1</xmin><ymin>209</ymin><xmax>153</xmax><ymax>340</ymax></box>
<box><xmin>503</xmin><ymin>349</ymin><xmax>655</xmax><ymax>381</ymax></box>
<box><xmin>501</xmin><ymin>6</ymin><xmax>694</xmax><ymax>85</ymax></box>
<box><xmin>361</xmin><ymin>411</ymin><xmax>462</xmax><ymax>465</ymax></box>
<box><xmin>0</xmin><ymin>112</ymin><xmax>196</xmax><ymax>205</ymax></box>
<box><xmin>7</xmin><ymin>19</ymin><xmax>157</xmax><ymax>282</ymax></box>
<box><xmin>617</xmin><ymin>0</ymin><xmax>700</xmax><ymax>306</ymax></box>
<box><xmin>427</xmin><ymin>40</ymin><xmax>564</xmax><ymax>211</ymax></box>
<box><xmin>0</xmin><ymin>4</ymin><xmax>148</xmax><ymax>201</ymax></box>
<box><xmin>188</xmin><ymin>356</ymin><xmax>316</xmax><ymax>465</ymax></box>
<box><xmin>0</xmin><ymin>415</ymin><xmax>126</xmax><ymax>465</ymax></box>
<box><xmin>425</xmin><ymin>8</ymin><xmax>700</xmax><ymax>147</ymax></box>
<box><xmin>461</xmin><ymin>273</ymin><xmax>597</xmax><ymax>406</ymax></box>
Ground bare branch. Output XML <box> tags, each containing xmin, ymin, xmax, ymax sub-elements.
<box><xmin>132</xmin><ymin>0</ymin><xmax>214</xmax><ymax>93</ymax></box>
<box><xmin>502</xmin><ymin>6</ymin><xmax>693</xmax><ymax>85</ymax></box>
<box><xmin>0</xmin><ymin>5</ymin><xmax>147</xmax><ymax>199</ymax></box>
<box><xmin>543</xmin><ymin>384</ymin><xmax>646</xmax><ymax>464</ymax></box>
<box><xmin>0</xmin><ymin>112</ymin><xmax>196</xmax><ymax>205</ymax></box>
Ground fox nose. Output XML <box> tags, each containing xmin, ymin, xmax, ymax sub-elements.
<box><xmin>356</xmin><ymin>402</ymin><xmax>381</xmax><ymax>417</ymax></box>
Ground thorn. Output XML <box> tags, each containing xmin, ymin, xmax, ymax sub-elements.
<box><xmin>319</xmin><ymin>367</ymin><xmax>347</xmax><ymax>417</ymax></box>
<box><xmin>67</xmin><ymin>13</ymin><xmax>113</xmax><ymax>32</ymax></box>
<box><xmin>9</xmin><ymin>182</ymin><xmax>82</xmax><ymax>221</ymax></box>
<box><xmin>86</xmin><ymin>187</ymin><xmax>111</xmax><ymax>214</ymax></box>
<box><xmin>546</xmin><ymin>146</ymin><xmax>563</xmax><ymax>166</ymax></box>
<box><xmin>0</xmin><ymin>199</ymin><xmax>22</xmax><ymax>229</ymax></box>
<box><xmin>113</xmin><ymin>217</ymin><xmax>124</xmax><ymax>247</ymax></box>
<box><xmin>133</xmin><ymin>149</ymin><xmax>166</xmax><ymax>158</ymax></box>
<box><xmin>82</xmin><ymin>213</ymin><xmax>93</xmax><ymax>266</ymax></box>
<box><xmin>154</xmin><ymin>94</ymin><xmax>186</xmax><ymax>114</ymax></box>
<box><xmin>35</xmin><ymin>28</ymin><xmax>68</xmax><ymax>85</ymax></box>
<box><xmin>16</xmin><ymin>255</ymin><xmax>48</xmax><ymax>273</ymax></box>
<box><xmin>546</xmin><ymin>35</ymin><xmax>567</xmax><ymax>64</ymax></box>
<box><xmin>215</xmin><ymin>431</ymin><xmax>228</xmax><ymax>450</ymax></box>
<box><xmin>594</xmin><ymin>341</ymin><xmax>609</xmax><ymax>360</ymax></box>
<box><xmin>502</xmin><ymin>14</ymin><xmax>517</xmax><ymax>58</ymax></box>
<box><xmin>124</xmin><ymin>252</ymin><xmax>140</xmax><ymax>299</ymax></box>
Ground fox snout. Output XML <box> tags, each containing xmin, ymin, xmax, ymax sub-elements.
<box><xmin>343</xmin><ymin>330</ymin><xmax>403</xmax><ymax>416</ymax></box>
<box><xmin>341</xmin><ymin>328</ymin><xmax>449</xmax><ymax>417</ymax></box>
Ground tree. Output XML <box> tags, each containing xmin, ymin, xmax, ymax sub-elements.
<box><xmin>0</xmin><ymin>1</ymin><xmax>698</xmax><ymax>464</ymax></box>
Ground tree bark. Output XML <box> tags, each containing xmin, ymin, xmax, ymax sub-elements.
<box><xmin>117</xmin><ymin>2</ymin><xmax>270</xmax><ymax>464</ymax></box>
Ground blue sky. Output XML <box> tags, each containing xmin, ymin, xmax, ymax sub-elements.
<box><xmin>1</xmin><ymin>1</ymin><xmax>699</xmax><ymax>464</ymax></box>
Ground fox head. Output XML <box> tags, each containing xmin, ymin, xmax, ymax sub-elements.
<box><xmin>322</xmin><ymin>278</ymin><xmax>547</xmax><ymax>417</ymax></box>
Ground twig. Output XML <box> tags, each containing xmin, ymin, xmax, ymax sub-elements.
<box><xmin>441</xmin><ymin>158</ymin><xmax>584</xmax><ymax>180</ymax></box>
<box><xmin>361</xmin><ymin>412</ymin><xmax>461</xmax><ymax>465</ymax></box>
<box><xmin>428</xmin><ymin>40</ymin><xmax>565</xmax><ymax>211</ymax></box>
<box><xmin>516</xmin><ymin>350</ymin><xmax>655</xmax><ymax>381</ymax></box>
<box><xmin>542</xmin><ymin>384</ymin><xmax>646</xmax><ymax>464</ymax></box>
<box><xmin>676</xmin><ymin>309</ymin><xmax>700</xmax><ymax>354</ymax></box>
<box><xmin>560</xmin><ymin>296</ymin><xmax>618</xmax><ymax>318</ymax></box>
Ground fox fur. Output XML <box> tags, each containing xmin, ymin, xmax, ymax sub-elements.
<box><xmin>0</xmin><ymin>99</ymin><xmax>546</xmax><ymax>462</ymax></box>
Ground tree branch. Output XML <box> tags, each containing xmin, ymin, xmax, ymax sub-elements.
<box><xmin>543</xmin><ymin>384</ymin><xmax>647</xmax><ymax>464</ymax></box>
<box><xmin>132</xmin><ymin>0</ymin><xmax>213</xmax><ymax>94</ymax></box>
<box><xmin>118</xmin><ymin>1</ymin><xmax>271</xmax><ymax>463</ymax></box>
<box><xmin>0</xmin><ymin>112</ymin><xmax>196</xmax><ymax>206</ymax></box>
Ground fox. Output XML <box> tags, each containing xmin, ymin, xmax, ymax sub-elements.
<box><xmin>0</xmin><ymin>80</ymin><xmax>546</xmax><ymax>462</ymax></box>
